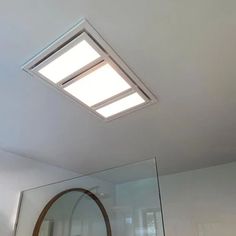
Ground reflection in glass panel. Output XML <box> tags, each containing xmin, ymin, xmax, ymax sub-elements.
<box><xmin>70</xmin><ymin>195</ymin><xmax>106</xmax><ymax>236</ymax></box>
<box><xmin>146</xmin><ymin>212</ymin><xmax>156</xmax><ymax>236</ymax></box>
<box><xmin>142</xmin><ymin>209</ymin><xmax>164</xmax><ymax>236</ymax></box>
<box><xmin>16</xmin><ymin>159</ymin><xmax>165</xmax><ymax>236</ymax></box>
<box><xmin>39</xmin><ymin>220</ymin><xmax>53</xmax><ymax>236</ymax></box>
<box><xmin>38</xmin><ymin>191</ymin><xmax>107</xmax><ymax>236</ymax></box>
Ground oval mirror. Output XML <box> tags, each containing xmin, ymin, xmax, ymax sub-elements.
<box><xmin>33</xmin><ymin>188</ymin><xmax>112</xmax><ymax>236</ymax></box>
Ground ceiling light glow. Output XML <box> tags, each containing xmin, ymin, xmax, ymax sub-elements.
<box><xmin>23</xmin><ymin>20</ymin><xmax>156</xmax><ymax>121</ymax></box>
<box><xmin>64</xmin><ymin>63</ymin><xmax>131</xmax><ymax>107</ymax></box>
<box><xmin>38</xmin><ymin>40</ymin><xmax>100</xmax><ymax>83</ymax></box>
<box><xmin>96</xmin><ymin>93</ymin><xmax>145</xmax><ymax>118</ymax></box>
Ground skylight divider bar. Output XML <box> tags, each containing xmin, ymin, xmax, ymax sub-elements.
<box><xmin>62</xmin><ymin>60</ymin><xmax>107</xmax><ymax>88</ymax></box>
<box><xmin>91</xmin><ymin>88</ymin><xmax>135</xmax><ymax>110</ymax></box>
<box><xmin>62</xmin><ymin>59</ymin><xmax>136</xmax><ymax>91</ymax></box>
<box><xmin>59</xmin><ymin>58</ymin><xmax>105</xmax><ymax>86</ymax></box>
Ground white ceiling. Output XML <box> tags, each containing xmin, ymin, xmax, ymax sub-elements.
<box><xmin>0</xmin><ymin>0</ymin><xmax>235</xmax><ymax>175</ymax></box>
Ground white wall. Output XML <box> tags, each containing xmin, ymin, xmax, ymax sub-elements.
<box><xmin>0</xmin><ymin>149</ymin><xmax>77</xmax><ymax>236</ymax></box>
<box><xmin>160</xmin><ymin>162</ymin><xmax>236</xmax><ymax>236</ymax></box>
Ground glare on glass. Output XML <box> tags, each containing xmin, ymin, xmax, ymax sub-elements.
<box><xmin>38</xmin><ymin>40</ymin><xmax>101</xmax><ymax>83</ymax></box>
<box><xmin>96</xmin><ymin>92</ymin><xmax>145</xmax><ymax>118</ymax></box>
<box><xmin>64</xmin><ymin>63</ymin><xmax>131</xmax><ymax>107</ymax></box>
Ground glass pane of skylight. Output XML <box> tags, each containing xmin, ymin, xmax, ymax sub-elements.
<box><xmin>96</xmin><ymin>92</ymin><xmax>145</xmax><ymax>118</ymax></box>
<box><xmin>64</xmin><ymin>63</ymin><xmax>131</xmax><ymax>107</ymax></box>
<box><xmin>38</xmin><ymin>40</ymin><xmax>100</xmax><ymax>83</ymax></box>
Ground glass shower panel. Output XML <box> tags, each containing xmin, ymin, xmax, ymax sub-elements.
<box><xmin>70</xmin><ymin>195</ymin><xmax>106</xmax><ymax>236</ymax></box>
<box><xmin>15</xmin><ymin>159</ymin><xmax>165</xmax><ymax>236</ymax></box>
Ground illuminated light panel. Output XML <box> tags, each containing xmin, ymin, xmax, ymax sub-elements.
<box><xmin>64</xmin><ymin>63</ymin><xmax>131</xmax><ymax>107</ymax></box>
<box><xmin>23</xmin><ymin>20</ymin><xmax>157</xmax><ymax>121</ymax></box>
<box><xmin>96</xmin><ymin>92</ymin><xmax>145</xmax><ymax>118</ymax></box>
<box><xmin>38</xmin><ymin>40</ymin><xmax>100</xmax><ymax>83</ymax></box>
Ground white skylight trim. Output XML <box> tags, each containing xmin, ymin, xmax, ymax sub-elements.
<box><xmin>22</xmin><ymin>19</ymin><xmax>156</xmax><ymax>121</ymax></box>
<box><xmin>96</xmin><ymin>93</ymin><xmax>145</xmax><ymax>118</ymax></box>
<box><xmin>38</xmin><ymin>40</ymin><xmax>100</xmax><ymax>83</ymax></box>
<box><xmin>64</xmin><ymin>63</ymin><xmax>131</xmax><ymax>107</ymax></box>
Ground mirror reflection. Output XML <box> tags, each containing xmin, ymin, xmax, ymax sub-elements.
<box><xmin>36</xmin><ymin>189</ymin><xmax>110</xmax><ymax>236</ymax></box>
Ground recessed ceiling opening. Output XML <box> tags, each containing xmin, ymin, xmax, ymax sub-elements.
<box><xmin>22</xmin><ymin>19</ymin><xmax>157</xmax><ymax>121</ymax></box>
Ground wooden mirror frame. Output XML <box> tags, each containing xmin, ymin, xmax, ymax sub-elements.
<box><xmin>33</xmin><ymin>188</ymin><xmax>112</xmax><ymax>236</ymax></box>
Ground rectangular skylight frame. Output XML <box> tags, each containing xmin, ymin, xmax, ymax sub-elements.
<box><xmin>22</xmin><ymin>19</ymin><xmax>157</xmax><ymax>121</ymax></box>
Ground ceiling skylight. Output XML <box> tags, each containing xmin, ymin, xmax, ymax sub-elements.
<box><xmin>22</xmin><ymin>19</ymin><xmax>156</xmax><ymax>121</ymax></box>
<box><xmin>64</xmin><ymin>63</ymin><xmax>131</xmax><ymax>107</ymax></box>
<box><xmin>38</xmin><ymin>40</ymin><xmax>101</xmax><ymax>83</ymax></box>
<box><xmin>96</xmin><ymin>93</ymin><xmax>145</xmax><ymax>118</ymax></box>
